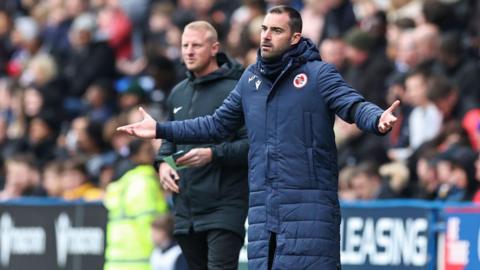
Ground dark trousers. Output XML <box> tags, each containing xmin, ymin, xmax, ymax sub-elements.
<box><xmin>176</xmin><ymin>229</ymin><xmax>244</xmax><ymax>270</ymax></box>
<box><xmin>268</xmin><ymin>232</ymin><xmax>277</xmax><ymax>270</ymax></box>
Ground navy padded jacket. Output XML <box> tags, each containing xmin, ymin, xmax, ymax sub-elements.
<box><xmin>158</xmin><ymin>39</ymin><xmax>384</xmax><ymax>270</ymax></box>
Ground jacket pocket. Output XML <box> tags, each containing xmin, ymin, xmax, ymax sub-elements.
<box><xmin>303</xmin><ymin>112</ymin><xmax>313</xmax><ymax>147</ymax></box>
<box><xmin>307</xmin><ymin>147</ymin><xmax>316</xmax><ymax>188</ymax></box>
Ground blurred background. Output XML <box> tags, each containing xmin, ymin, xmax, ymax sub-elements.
<box><xmin>0</xmin><ymin>0</ymin><xmax>479</xmax><ymax>269</ymax></box>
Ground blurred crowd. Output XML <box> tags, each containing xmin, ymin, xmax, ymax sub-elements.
<box><xmin>0</xmin><ymin>0</ymin><xmax>480</xmax><ymax>206</ymax></box>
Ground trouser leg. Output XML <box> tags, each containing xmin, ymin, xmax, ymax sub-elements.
<box><xmin>176</xmin><ymin>230</ymin><xmax>208</xmax><ymax>270</ymax></box>
<box><xmin>267</xmin><ymin>232</ymin><xmax>277</xmax><ymax>270</ymax></box>
<box><xmin>206</xmin><ymin>229</ymin><xmax>244</xmax><ymax>270</ymax></box>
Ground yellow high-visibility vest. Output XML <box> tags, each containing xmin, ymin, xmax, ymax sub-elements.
<box><xmin>104</xmin><ymin>165</ymin><xmax>168</xmax><ymax>270</ymax></box>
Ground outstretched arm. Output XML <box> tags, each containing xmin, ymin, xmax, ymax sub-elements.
<box><xmin>117</xmin><ymin>85</ymin><xmax>245</xmax><ymax>143</ymax></box>
<box><xmin>318</xmin><ymin>63</ymin><xmax>399</xmax><ymax>134</ymax></box>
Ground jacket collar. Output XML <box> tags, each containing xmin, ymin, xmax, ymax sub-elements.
<box><xmin>185</xmin><ymin>52</ymin><xmax>243</xmax><ymax>85</ymax></box>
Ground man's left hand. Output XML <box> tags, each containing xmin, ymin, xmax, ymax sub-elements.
<box><xmin>378</xmin><ymin>100</ymin><xmax>400</xmax><ymax>134</ymax></box>
<box><xmin>176</xmin><ymin>148</ymin><xmax>213</xmax><ymax>167</ymax></box>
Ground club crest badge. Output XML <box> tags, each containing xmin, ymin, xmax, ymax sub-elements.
<box><xmin>293</xmin><ymin>73</ymin><xmax>308</xmax><ymax>88</ymax></box>
<box><xmin>255</xmin><ymin>80</ymin><xmax>261</xmax><ymax>90</ymax></box>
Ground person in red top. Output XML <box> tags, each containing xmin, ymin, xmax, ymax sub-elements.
<box><xmin>97</xmin><ymin>4</ymin><xmax>133</xmax><ymax>60</ymax></box>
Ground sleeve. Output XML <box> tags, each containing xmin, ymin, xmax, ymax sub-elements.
<box><xmin>210</xmin><ymin>125</ymin><xmax>249</xmax><ymax>167</ymax></box>
<box><xmin>156</xmin><ymin>83</ymin><xmax>245</xmax><ymax>143</ymax></box>
<box><xmin>317</xmin><ymin>63</ymin><xmax>384</xmax><ymax>134</ymax></box>
<box><xmin>154</xmin><ymin>95</ymin><xmax>176</xmax><ymax>170</ymax></box>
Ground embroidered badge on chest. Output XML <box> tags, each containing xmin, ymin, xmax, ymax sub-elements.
<box><xmin>293</xmin><ymin>73</ymin><xmax>308</xmax><ymax>88</ymax></box>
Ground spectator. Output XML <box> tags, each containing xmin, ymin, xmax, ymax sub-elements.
<box><xmin>79</xmin><ymin>119</ymin><xmax>116</xmax><ymax>180</ymax></box>
<box><xmin>0</xmin><ymin>116</ymin><xmax>11</xmax><ymax>162</ymax></box>
<box><xmin>42</xmin><ymin>160</ymin><xmax>64</xmax><ymax>197</ymax></box>
<box><xmin>360</xmin><ymin>10</ymin><xmax>388</xmax><ymax>52</ymax></box>
<box><xmin>116</xmin><ymin>0</ymin><xmax>150</xmax><ymax>58</ymax></box>
<box><xmin>350</xmin><ymin>162</ymin><xmax>399</xmax><ymax>200</ymax></box>
<box><xmin>343</xmin><ymin>27</ymin><xmax>393</xmax><ymax>108</ymax></box>
<box><xmin>227</xmin><ymin>0</ymin><xmax>266</xmax><ymax>58</ymax></box>
<box><xmin>242</xmin><ymin>16</ymin><xmax>265</xmax><ymax>66</ymax></box>
<box><xmin>61</xmin><ymin>158</ymin><xmax>103</xmax><ymax>201</ymax></box>
<box><xmin>42</xmin><ymin>0</ymin><xmax>73</xmax><ymax>58</ymax></box>
<box><xmin>97</xmin><ymin>3</ymin><xmax>133</xmax><ymax>60</ymax></box>
<box><xmin>462</xmin><ymin>109</ymin><xmax>480</xmax><ymax>151</ymax></box>
<box><xmin>404</xmin><ymin>67</ymin><xmax>442</xmax><ymax>150</ymax></box>
<box><xmin>25</xmin><ymin>109</ymin><xmax>60</xmax><ymax>166</ymax></box>
<box><xmin>300</xmin><ymin>0</ymin><xmax>328</xmax><ymax>45</ymax></box>
<box><xmin>320</xmin><ymin>38</ymin><xmax>347</xmax><ymax>75</ymax></box>
<box><xmin>20</xmin><ymin>53</ymin><xmax>64</xmax><ymax>109</ymax></box>
<box><xmin>62</xmin><ymin>12</ymin><xmax>115</xmax><ymax>114</ymax></box>
<box><xmin>414</xmin><ymin>23</ymin><xmax>439</xmax><ymax>66</ymax></box>
<box><xmin>104</xmin><ymin>139</ymin><xmax>168</xmax><ymax>270</ymax></box>
<box><xmin>82</xmin><ymin>79</ymin><xmax>115</xmax><ymax>124</ymax></box>
<box><xmin>116</xmin><ymin>78</ymin><xmax>148</xmax><ymax>111</ymax></box>
<box><xmin>393</xmin><ymin>30</ymin><xmax>418</xmax><ymax>74</ymax></box>
<box><xmin>150</xmin><ymin>214</ymin><xmax>189</xmax><ymax>270</ymax></box>
<box><xmin>144</xmin><ymin>2</ymin><xmax>179</xmax><ymax>60</ymax></box>
<box><xmin>435</xmin><ymin>145</ymin><xmax>478</xmax><ymax>201</ymax></box>
<box><xmin>386</xmin><ymin>17</ymin><xmax>415</xmax><ymax>61</ymax></box>
<box><xmin>426</xmin><ymin>75</ymin><xmax>464</xmax><ymax>122</ymax></box>
<box><xmin>473</xmin><ymin>151</ymin><xmax>480</xmax><ymax>203</ymax></box>
<box><xmin>338</xmin><ymin>166</ymin><xmax>356</xmax><ymax>201</ymax></box>
<box><xmin>412</xmin><ymin>146</ymin><xmax>440</xmax><ymax>200</ymax></box>
<box><xmin>322</xmin><ymin>0</ymin><xmax>357</xmax><ymax>41</ymax></box>
<box><xmin>8</xmin><ymin>16</ymin><xmax>42</xmax><ymax>78</ymax></box>
<box><xmin>0</xmin><ymin>153</ymin><xmax>44</xmax><ymax>200</ymax></box>
<box><xmin>0</xmin><ymin>10</ymin><xmax>13</xmax><ymax>76</ymax></box>
<box><xmin>436</xmin><ymin>32</ymin><xmax>480</xmax><ymax>109</ymax></box>
<box><xmin>0</xmin><ymin>78</ymin><xmax>15</xmax><ymax>132</ymax></box>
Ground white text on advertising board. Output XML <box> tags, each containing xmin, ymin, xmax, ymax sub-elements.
<box><xmin>55</xmin><ymin>213</ymin><xmax>104</xmax><ymax>267</ymax></box>
<box><xmin>341</xmin><ymin>217</ymin><xmax>428</xmax><ymax>266</ymax></box>
<box><xmin>0</xmin><ymin>213</ymin><xmax>46</xmax><ymax>266</ymax></box>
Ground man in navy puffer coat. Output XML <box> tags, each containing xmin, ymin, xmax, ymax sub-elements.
<box><xmin>118</xmin><ymin>5</ymin><xmax>399</xmax><ymax>270</ymax></box>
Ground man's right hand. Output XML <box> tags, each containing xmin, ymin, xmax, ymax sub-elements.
<box><xmin>116</xmin><ymin>107</ymin><xmax>157</xmax><ymax>139</ymax></box>
<box><xmin>158</xmin><ymin>162</ymin><xmax>180</xmax><ymax>193</ymax></box>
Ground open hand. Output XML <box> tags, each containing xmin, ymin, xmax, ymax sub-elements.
<box><xmin>378</xmin><ymin>100</ymin><xmax>400</xmax><ymax>134</ymax></box>
<box><xmin>116</xmin><ymin>107</ymin><xmax>157</xmax><ymax>139</ymax></box>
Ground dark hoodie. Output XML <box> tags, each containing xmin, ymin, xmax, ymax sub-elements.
<box><xmin>155</xmin><ymin>53</ymin><xmax>249</xmax><ymax>237</ymax></box>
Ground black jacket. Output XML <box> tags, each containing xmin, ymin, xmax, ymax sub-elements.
<box><xmin>156</xmin><ymin>53</ymin><xmax>249</xmax><ymax>237</ymax></box>
<box><xmin>61</xmin><ymin>41</ymin><xmax>116</xmax><ymax>97</ymax></box>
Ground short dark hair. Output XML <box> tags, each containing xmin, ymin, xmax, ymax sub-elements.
<box><xmin>440</xmin><ymin>32</ymin><xmax>463</xmax><ymax>58</ymax></box>
<box><xmin>152</xmin><ymin>214</ymin><xmax>175</xmax><ymax>237</ymax></box>
<box><xmin>405</xmin><ymin>63</ymin><xmax>432</xmax><ymax>81</ymax></box>
<box><xmin>427</xmin><ymin>75</ymin><xmax>456</xmax><ymax>102</ymax></box>
<box><xmin>267</xmin><ymin>5</ymin><xmax>302</xmax><ymax>34</ymax></box>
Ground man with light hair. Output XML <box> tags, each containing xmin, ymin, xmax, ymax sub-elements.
<box><xmin>154</xmin><ymin>20</ymin><xmax>249</xmax><ymax>270</ymax></box>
